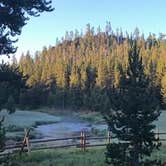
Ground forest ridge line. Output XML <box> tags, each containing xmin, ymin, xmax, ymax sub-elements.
<box><xmin>13</xmin><ymin>24</ymin><xmax>166</xmax><ymax>109</ymax></box>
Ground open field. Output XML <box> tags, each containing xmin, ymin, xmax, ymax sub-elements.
<box><xmin>0</xmin><ymin>109</ymin><xmax>61</xmax><ymax>130</ymax></box>
<box><xmin>1</xmin><ymin>108</ymin><xmax>166</xmax><ymax>141</ymax></box>
<box><xmin>0</xmin><ymin>109</ymin><xmax>61</xmax><ymax>140</ymax></box>
<box><xmin>1</xmin><ymin>108</ymin><xmax>166</xmax><ymax>165</ymax></box>
<box><xmin>36</xmin><ymin>107</ymin><xmax>104</xmax><ymax>123</ymax></box>
<box><xmin>4</xmin><ymin>146</ymin><xmax>166</xmax><ymax>166</ymax></box>
<box><xmin>0</xmin><ymin>108</ymin><xmax>106</xmax><ymax>140</ymax></box>
<box><xmin>31</xmin><ymin>107</ymin><xmax>166</xmax><ymax>129</ymax></box>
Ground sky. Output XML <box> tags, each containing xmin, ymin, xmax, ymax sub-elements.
<box><xmin>2</xmin><ymin>0</ymin><xmax>166</xmax><ymax>61</ymax></box>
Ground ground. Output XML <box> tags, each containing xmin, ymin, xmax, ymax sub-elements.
<box><xmin>4</xmin><ymin>146</ymin><xmax>166</xmax><ymax>166</ymax></box>
<box><xmin>0</xmin><ymin>108</ymin><xmax>104</xmax><ymax>140</ymax></box>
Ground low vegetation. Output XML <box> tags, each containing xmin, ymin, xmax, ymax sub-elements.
<box><xmin>3</xmin><ymin>146</ymin><xmax>166</xmax><ymax>166</ymax></box>
<box><xmin>0</xmin><ymin>110</ymin><xmax>60</xmax><ymax>140</ymax></box>
<box><xmin>73</xmin><ymin>111</ymin><xmax>104</xmax><ymax>123</ymax></box>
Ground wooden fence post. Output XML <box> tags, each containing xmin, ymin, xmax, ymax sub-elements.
<box><xmin>83</xmin><ymin>131</ymin><xmax>86</xmax><ymax>151</ymax></box>
<box><xmin>107</xmin><ymin>131</ymin><xmax>110</xmax><ymax>144</ymax></box>
<box><xmin>80</xmin><ymin>131</ymin><xmax>86</xmax><ymax>151</ymax></box>
<box><xmin>80</xmin><ymin>131</ymin><xmax>83</xmax><ymax>149</ymax></box>
<box><xmin>20</xmin><ymin>128</ymin><xmax>31</xmax><ymax>155</ymax></box>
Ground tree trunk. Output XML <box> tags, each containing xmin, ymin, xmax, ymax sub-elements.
<box><xmin>129</xmin><ymin>144</ymin><xmax>139</xmax><ymax>166</ymax></box>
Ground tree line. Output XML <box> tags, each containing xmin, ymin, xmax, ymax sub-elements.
<box><xmin>15</xmin><ymin>23</ymin><xmax>166</xmax><ymax>110</ymax></box>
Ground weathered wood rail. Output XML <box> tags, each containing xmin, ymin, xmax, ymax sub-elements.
<box><xmin>0</xmin><ymin>130</ymin><xmax>111</xmax><ymax>156</ymax></box>
<box><xmin>1</xmin><ymin>129</ymin><xmax>166</xmax><ymax>156</ymax></box>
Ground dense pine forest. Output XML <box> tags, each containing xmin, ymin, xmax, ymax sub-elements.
<box><xmin>14</xmin><ymin>23</ymin><xmax>166</xmax><ymax>110</ymax></box>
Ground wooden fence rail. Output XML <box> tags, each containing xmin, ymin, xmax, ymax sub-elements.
<box><xmin>1</xmin><ymin>129</ymin><xmax>166</xmax><ymax>156</ymax></box>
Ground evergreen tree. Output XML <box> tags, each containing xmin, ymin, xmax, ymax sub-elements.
<box><xmin>161</xmin><ymin>72</ymin><xmax>166</xmax><ymax>105</ymax></box>
<box><xmin>0</xmin><ymin>0</ymin><xmax>53</xmax><ymax>55</ymax></box>
<box><xmin>0</xmin><ymin>63</ymin><xmax>26</xmax><ymax>153</ymax></box>
<box><xmin>70</xmin><ymin>67</ymin><xmax>83</xmax><ymax>109</ymax></box>
<box><xmin>15</xmin><ymin>24</ymin><xmax>166</xmax><ymax>110</ymax></box>
<box><xmin>0</xmin><ymin>1</ymin><xmax>53</xmax><ymax>161</ymax></box>
<box><xmin>32</xmin><ymin>51</ymin><xmax>42</xmax><ymax>83</ymax></box>
<box><xmin>63</xmin><ymin>64</ymin><xmax>71</xmax><ymax>108</ymax></box>
<box><xmin>0</xmin><ymin>116</ymin><xmax>5</xmax><ymax>151</ymax></box>
<box><xmin>0</xmin><ymin>63</ymin><xmax>26</xmax><ymax>110</ymax></box>
<box><xmin>84</xmin><ymin>64</ymin><xmax>97</xmax><ymax>109</ymax></box>
<box><xmin>104</xmin><ymin>40</ymin><xmax>161</xmax><ymax>165</ymax></box>
<box><xmin>5</xmin><ymin>95</ymin><xmax>15</xmax><ymax>114</ymax></box>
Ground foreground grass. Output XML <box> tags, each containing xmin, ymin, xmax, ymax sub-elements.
<box><xmin>10</xmin><ymin>147</ymin><xmax>106</xmax><ymax>166</ymax></box>
<box><xmin>6</xmin><ymin>145</ymin><xmax>166</xmax><ymax>166</ymax></box>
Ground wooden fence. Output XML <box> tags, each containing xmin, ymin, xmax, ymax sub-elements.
<box><xmin>1</xmin><ymin>129</ymin><xmax>166</xmax><ymax>156</ymax></box>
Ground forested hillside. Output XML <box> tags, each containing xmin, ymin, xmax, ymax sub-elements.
<box><xmin>16</xmin><ymin>23</ymin><xmax>166</xmax><ymax>109</ymax></box>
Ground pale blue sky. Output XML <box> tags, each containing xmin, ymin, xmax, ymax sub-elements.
<box><xmin>4</xmin><ymin>0</ymin><xmax>166</xmax><ymax>61</ymax></box>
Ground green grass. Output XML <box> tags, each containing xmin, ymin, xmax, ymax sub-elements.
<box><xmin>35</xmin><ymin>107</ymin><xmax>105</xmax><ymax>124</ymax></box>
<box><xmin>0</xmin><ymin>109</ymin><xmax>61</xmax><ymax>140</ymax></box>
<box><xmin>0</xmin><ymin>109</ymin><xmax>61</xmax><ymax>130</ymax></box>
<box><xmin>6</xmin><ymin>145</ymin><xmax>166</xmax><ymax>166</ymax></box>
<box><xmin>73</xmin><ymin>111</ymin><xmax>104</xmax><ymax>123</ymax></box>
<box><xmin>1</xmin><ymin>107</ymin><xmax>166</xmax><ymax>141</ymax></box>
<box><xmin>0</xmin><ymin>108</ymin><xmax>105</xmax><ymax>140</ymax></box>
<box><xmin>9</xmin><ymin>147</ymin><xmax>107</xmax><ymax>166</ymax></box>
<box><xmin>5</xmin><ymin>129</ymin><xmax>40</xmax><ymax>141</ymax></box>
<box><xmin>35</xmin><ymin>108</ymin><xmax>107</xmax><ymax>136</ymax></box>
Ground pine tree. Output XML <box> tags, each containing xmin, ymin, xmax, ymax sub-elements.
<box><xmin>161</xmin><ymin>72</ymin><xmax>166</xmax><ymax>105</ymax></box>
<box><xmin>104</xmin><ymin>40</ymin><xmax>161</xmax><ymax>165</ymax></box>
<box><xmin>0</xmin><ymin>0</ymin><xmax>53</xmax><ymax>55</ymax></box>
<box><xmin>0</xmin><ymin>116</ymin><xmax>5</xmax><ymax>151</ymax></box>
<box><xmin>70</xmin><ymin>66</ymin><xmax>83</xmax><ymax>109</ymax></box>
<box><xmin>5</xmin><ymin>95</ymin><xmax>15</xmax><ymax>114</ymax></box>
<box><xmin>0</xmin><ymin>1</ymin><xmax>53</xmax><ymax>161</ymax></box>
<box><xmin>84</xmin><ymin>64</ymin><xmax>97</xmax><ymax>109</ymax></box>
<box><xmin>0</xmin><ymin>63</ymin><xmax>26</xmax><ymax>110</ymax></box>
<box><xmin>0</xmin><ymin>63</ymin><xmax>26</xmax><ymax>153</ymax></box>
<box><xmin>15</xmin><ymin>24</ymin><xmax>166</xmax><ymax>110</ymax></box>
<box><xmin>63</xmin><ymin>64</ymin><xmax>71</xmax><ymax>108</ymax></box>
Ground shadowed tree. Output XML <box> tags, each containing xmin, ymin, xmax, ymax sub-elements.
<box><xmin>84</xmin><ymin>64</ymin><xmax>97</xmax><ymax>109</ymax></box>
<box><xmin>0</xmin><ymin>0</ymin><xmax>54</xmax><ymax>55</ymax></box>
<box><xmin>0</xmin><ymin>63</ymin><xmax>27</xmax><ymax>157</ymax></box>
<box><xmin>104</xmin><ymin>40</ymin><xmax>162</xmax><ymax>166</ymax></box>
<box><xmin>0</xmin><ymin>0</ymin><xmax>54</xmax><ymax>152</ymax></box>
<box><xmin>0</xmin><ymin>116</ymin><xmax>5</xmax><ymax>151</ymax></box>
<box><xmin>0</xmin><ymin>63</ymin><xmax>27</xmax><ymax>111</ymax></box>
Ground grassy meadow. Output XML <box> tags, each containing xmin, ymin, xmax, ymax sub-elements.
<box><xmin>0</xmin><ymin>108</ymin><xmax>105</xmax><ymax>140</ymax></box>
<box><xmin>1</xmin><ymin>108</ymin><xmax>166</xmax><ymax>140</ymax></box>
<box><xmin>4</xmin><ymin>145</ymin><xmax>166</xmax><ymax>166</ymax></box>
<box><xmin>0</xmin><ymin>109</ymin><xmax>61</xmax><ymax>140</ymax></box>
<box><xmin>36</xmin><ymin>107</ymin><xmax>104</xmax><ymax>123</ymax></box>
<box><xmin>1</xmin><ymin>108</ymin><xmax>166</xmax><ymax>165</ymax></box>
